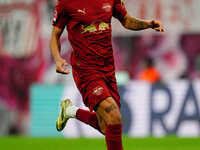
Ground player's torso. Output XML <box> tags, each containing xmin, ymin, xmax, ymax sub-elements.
<box><xmin>62</xmin><ymin>0</ymin><xmax>116</xmax><ymax>70</ymax></box>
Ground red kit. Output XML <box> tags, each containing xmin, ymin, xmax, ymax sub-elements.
<box><xmin>53</xmin><ymin>0</ymin><xmax>127</xmax><ymax>111</ymax></box>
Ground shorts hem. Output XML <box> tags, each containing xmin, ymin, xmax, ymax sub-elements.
<box><xmin>88</xmin><ymin>95</ymin><xmax>111</xmax><ymax>112</ymax></box>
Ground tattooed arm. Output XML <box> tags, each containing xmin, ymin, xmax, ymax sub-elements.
<box><xmin>121</xmin><ymin>13</ymin><xmax>164</xmax><ymax>32</ymax></box>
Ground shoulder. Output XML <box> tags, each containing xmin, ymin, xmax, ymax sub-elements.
<box><xmin>56</xmin><ymin>0</ymin><xmax>66</xmax><ymax>6</ymax></box>
<box><xmin>55</xmin><ymin>0</ymin><xmax>69</xmax><ymax>11</ymax></box>
<box><xmin>114</xmin><ymin>0</ymin><xmax>125</xmax><ymax>5</ymax></box>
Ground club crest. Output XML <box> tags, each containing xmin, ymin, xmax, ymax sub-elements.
<box><xmin>93</xmin><ymin>86</ymin><xmax>103</xmax><ymax>96</ymax></box>
<box><xmin>77</xmin><ymin>8</ymin><xmax>86</xmax><ymax>14</ymax></box>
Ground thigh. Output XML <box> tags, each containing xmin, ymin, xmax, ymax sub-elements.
<box><xmin>96</xmin><ymin>97</ymin><xmax>120</xmax><ymax>123</ymax></box>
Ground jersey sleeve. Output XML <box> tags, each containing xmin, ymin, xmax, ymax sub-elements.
<box><xmin>113</xmin><ymin>0</ymin><xmax>127</xmax><ymax>21</ymax></box>
<box><xmin>52</xmin><ymin>0</ymin><xmax>68</xmax><ymax>29</ymax></box>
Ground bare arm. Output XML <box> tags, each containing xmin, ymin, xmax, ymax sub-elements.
<box><xmin>121</xmin><ymin>13</ymin><xmax>164</xmax><ymax>32</ymax></box>
<box><xmin>50</xmin><ymin>26</ymin><xmax>70</xmax><ymax>74</ymax></box>
<box><xmin>50</xmin><ymin>26</ymin><xmax>63</xmax><ymax>61</ymax></box>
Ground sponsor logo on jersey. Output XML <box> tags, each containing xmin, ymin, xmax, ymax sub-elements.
<box><xmin>82</xmin><ymin>24</ymin><xmax>97</xmax><ymax>33</ymax></box>
<box><xmin>82</xmin><ymin>22</ymin><xmax>110</xmax><ymax>34</ymax></box>
<box><xmin>99</xmin><ymin>22</ymin><xmax>110</xmax><ymax>31</ymax></box>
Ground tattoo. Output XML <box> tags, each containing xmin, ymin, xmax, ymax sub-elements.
<box><xmin>128</xmin><ymin>18</ymin><xmax>149</xmax><ymax>30</ymax></box>
<box><xmin>105</xmin><ymin>104</ymin><xmax>117</xmax><ymax>113</ymax></box>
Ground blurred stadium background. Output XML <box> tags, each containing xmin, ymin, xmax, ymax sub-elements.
<box><xmin>0</xmin><ymin>0</ymin><xmax>200</xmax><ymax>150</ymax></box>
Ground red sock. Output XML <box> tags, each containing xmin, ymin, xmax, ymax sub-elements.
<box><xmin>76</xmin><ymin>109</ymin><xmax>101</xmax><ymax>133</ymax></box>
<box><xmin>105</xmin><ymin>124</ymin><xmax>123</xmax><ymax>150</ymax></box>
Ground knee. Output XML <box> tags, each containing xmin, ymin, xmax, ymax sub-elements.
<box><xmin>96</xmin><ymin>97</ymin><xmax>122</xmax><ymax>125</ymax></box>
<box><xmin>104</xmin><ymin>104</ymin><xmax>122</xmax><ymax>125</ymax></box>
<box><xmin>108</xmin><ymin>110</ymin><xmax>122</xmax><ymax>125</ymax></box>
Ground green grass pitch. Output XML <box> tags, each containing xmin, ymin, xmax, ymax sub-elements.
<box><xmin>0</xmin><ymin>137</ymin><xmax>200</xmax><ymax>150</ymax></box>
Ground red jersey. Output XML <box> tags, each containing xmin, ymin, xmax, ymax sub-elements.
<box><xmin>53</xmin><ymin>0</ymin><xmax>127</xmax><ymax>71</ymax></box>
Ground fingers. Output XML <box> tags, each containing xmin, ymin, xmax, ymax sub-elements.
<box><xmin>55</xmin><ymin>58</ymin><xmax>70</xmax><ymax>75</ymax></box>
<box><xmin>152</xmin><ymin>20</ymin><xmax>160</xmax><ymax>28</ymax></box>
<box><xmin>56</xmin><ymin>67</ymin><xmax>70</xmax><ymax>74</ymax></box>
<box><xmin>62</xmin><ymin>61</ymin><xmax>68</xmax><ymax>67</ymax></box>
<box><xmin>154</xmin><ymin>27</ymin><xmax>165</xmax><ymax>32</ymax></box>
<box><xmin>151</xmin><ymin>19</ymin><xmax>165</xmax><ymax>33</ymax></box>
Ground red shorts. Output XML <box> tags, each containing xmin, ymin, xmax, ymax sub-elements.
<box><xmin>72</xmin><ymin>67</ymin><xmax>120</xmax><ymax>111</ymax></box>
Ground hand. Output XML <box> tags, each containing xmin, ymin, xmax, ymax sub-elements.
<box><xmin>55</xmin><ymin>57</ymin><xmax>70</xmax><ymax>74</ymax></box>
<box><xmin>150</xmin><ymin>19</ymin><xmax>165</xmax><ymax>32</ymax></box>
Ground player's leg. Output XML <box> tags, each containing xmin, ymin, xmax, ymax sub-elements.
<box><xmin>56</xmin><ymin>98</ymin><xmax>106</xmax><ymax>134</ymax></box>
<box><xmin>74</xmin><ymin>78</ymin><xmax>121</xmax><ymax>135</ymax></box>
<box><xmin>76</xmin><ymin>108</ymin><xmax>105</xmax><ymax>134</ymax></box>
<box><xmin>96</xmin><ymin>97</ymin><xmax>123</xmax><ymax>150</ymax></box>
<box><xmin>57</xmin><ymin>68</ymin><xmax>118</xmax><ymax>134</ymax></box>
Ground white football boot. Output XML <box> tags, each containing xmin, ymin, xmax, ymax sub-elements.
<box><xmin>56</xmin><ymin>99</ymin><xmax>78</xmax><ymax>132</ymax></box>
